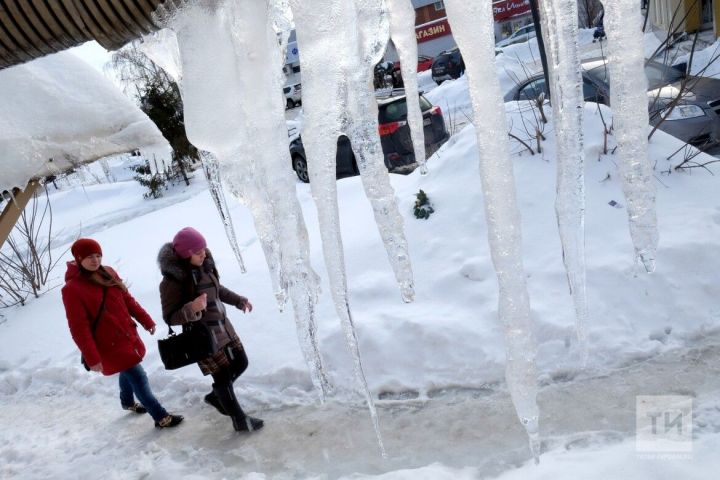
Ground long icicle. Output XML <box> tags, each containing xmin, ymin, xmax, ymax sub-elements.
<box><xmin>137</xmin><ymin>30</ymin><xmax>249</xmax><ymax>276</ymax></box>
<box><xmin>169</xmin><ymin>3</ymin><xmax>290</xmax><ymax>311</ymax></box>
<box><xmin>538</xmin><ymin>0</ymin><xmax>588</xmax><ymax>364</ymax></box>
<box><xmin>289</xmin><ymin>0</ymin><xmax>387</xmax><ymax>457</ymax></box>
<box><xmin>348</xmin><ymin>0</ymin><xmax>415</xmax><ymax>303</ymax></box>
<box><xmin>604</xmin><ymin>0</ymin><xmax>659</xmax><ymax>273</ymax></box>
<box><xmin>201</xmin><ymin>151</ymin><xmax>247</xmax><ymax>273</ymax></box>
<box><xmin>387</xmin><ymin>0</ymin><xmax>428</xmax><ymax>175</ymax></box>
<box><xmin>444</xmin><ymin>0</ymin><xmax>540</xmax><ymax>463</ymax></box>
<box><xmin>226</xmin><ymin>0</ymin><xmax>331</xmax><ymax>399</ymax></box>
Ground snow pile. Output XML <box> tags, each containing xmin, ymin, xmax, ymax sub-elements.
<box><xmin>678</xmin><ymin>38</ymin><xmax>720</xmax><ymax>78</ymax></box>
<box><xmin>0</xmin><ymin>51</ymin><xmax>170</xmax><ymax>193</ymax></box>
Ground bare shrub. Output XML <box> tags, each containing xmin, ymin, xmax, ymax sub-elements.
<box><xmin>0</xmin><ymin>186</ymin><xmax>66</xmax><ymax>308</ymax></box>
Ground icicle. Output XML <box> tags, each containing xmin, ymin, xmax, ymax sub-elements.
<box><xmin>200</xmin><ymin>151</ymin><xmax>247</xmax><ymax>273</ymax></box>
<box><xmin>227</xmin><ymin>0</ymin><xmax>331</xmax><ymax>399</ymax></box>
<box><xmin>168</xmin><ymin>0</ymin><xmax>331</xmax><ymax>399</ymax></box>
<box><xmin>168</xmin><ymin>3</ymin><xmax>289</xmax><ymax>310</ymax></box>
<box><xmin>349</xmin><ymin>0</ymin><xmax>415</xmax><ymax>303</ymax></box>
<box><xmin>538</xmin><ymin>0</ymin><xmax>589</xmax><ymax>363</ymax></box>
<box><xmin>289</xmin><ymin>0</ymin><xmax>387</xmax><ymax>456</ymax></box>
<box><xmin>138</xmin><ymin>144</ymin><xmax>171</xmax><ymax>175</ymax></box>
<box><xmin>444</xmin><ymin>0</ymin><xmax>540</xmax><ymax>462</ymax></box>
<box><xmin>387</xmin><ymin>0</ymin><xmax>427</xmax><ymax>175</ymax></box>
<box><xmin>604</xmin><ymin>0</ymin><xmax>658</xmax><ymax>273</ymax></box>
<box><xmin>99</xmin><ymin>158</ymin><xmax>116</xmax><ymax>183</ymax></box>
<box><xmin>137</xmin><ymin>29</ymin><xmax>183</xmax><ymax>85</ymax></box>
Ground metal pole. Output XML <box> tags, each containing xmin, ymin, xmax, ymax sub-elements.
<box><xmin>527</xmin><ymin>0</ymin><xmax>551</xmax><ymax>100</ymax></box>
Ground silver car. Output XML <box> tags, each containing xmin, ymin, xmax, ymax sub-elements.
<box><xmin>496</xmin><ymin>24</ymin><xmax>537</xmax><ymax>48</ymax></box>
<box><xmin>504</xmin><ymin>58</ymin><xmax>720</xmax><ymax>151</ymax></box>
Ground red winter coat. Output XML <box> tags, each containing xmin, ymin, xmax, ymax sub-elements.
<box><xmin>62</xmin><ymin>262</ymin><xmax>155</xmax><ymax>375</ymax></box>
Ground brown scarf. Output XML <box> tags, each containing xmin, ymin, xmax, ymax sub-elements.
<box><xmin>83</xmin><ymin>265</ymin><xmax>128</xmax><ymax>292</ymax></box>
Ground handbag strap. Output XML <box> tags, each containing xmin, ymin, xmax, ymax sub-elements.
<box><xmin>89</xmin><ymin>288</ymin><xmax>107</xmax><ymax>338</ymax></box>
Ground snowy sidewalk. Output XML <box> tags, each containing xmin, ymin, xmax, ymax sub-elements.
<box><xmin>3</xmin><ymin>335</ymin><xmax>720</xmax><ymax>479</ymax></box>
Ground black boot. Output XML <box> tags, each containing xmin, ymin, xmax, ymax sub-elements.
<box><xmin>204</xmin><ymin>391</ymin><xmax>228</xmax><ymax>416</ymax></box>
<box><xmin>212</xmin><ymin>383</ymin><xmax>264</xmax><ymax>432</ymax></box>
<box><xmin>236</xmin><ymin>416</ymin><xmax>264</xmax><ymax>431</ymax></box>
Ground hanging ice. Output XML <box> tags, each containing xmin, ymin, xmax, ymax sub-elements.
<box><xmin>201</xmin><ymin>151</ymin><xmax>247</xmax><ymax>274</ymax></box>
<box><xmin>137</xmin><ymin>28</ymin><xmax>183</xmax><ymax>85</ymax></box>
<box><xmin>604</xmin><ymin>0</ymin><xmax>658</xmax><ymax>272</ymax></box>
<box><xmin>161</xmin><ymin>1</ymin><xmax>333</xmax><ymax>400</ymax></box>
<box><xmin>346</xmin><ymin>0</ymin><xmax>415</xmax><ymax>303</ymax></box>
<box><xmin>289</xmin><ymin>0</ymin><xmax>390</xmax><ymax>456</ymax></box>
<box><xmin>387</xmin><ymin>0</ymin><xmax>427</xmax><ymax>175</ymax></box>
<box><xmin>138</xmin><ymin>28</ymin><xmax>247</xmax><ymax>275</ymax></box>
<box><xmin>166</xmin><ymin>3</ymin><xmax>289</xmax><ymax>310</ymax></box>
<box><xmin>444</xmin><ymin>0</ymin><xmax>540</xmax><ymax>462</ymax></box>
<box><xmin>538</xmin><ymin>0</ymin><xmax>588</xmax><ymax>361</ymax></box>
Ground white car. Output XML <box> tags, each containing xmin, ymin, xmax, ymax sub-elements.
<box><xmin>496</xmin><ymin>24</ymin><xmax>537</xmax><ymax>48</ymax></box>
<box><xmin>283</xmin><ymin>83</ymin><xmax>302</xmax><ymax>109</ymax></box>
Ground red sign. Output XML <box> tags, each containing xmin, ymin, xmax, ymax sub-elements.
<box><xmin>493</xmin><ymin>0</ymin><xmax>531</xmax><ymax>22</ymax></box>
<box><xmin>415</xmin><ymin>18</ymin><xmax>452</xmax><ymax>44</ymax></box>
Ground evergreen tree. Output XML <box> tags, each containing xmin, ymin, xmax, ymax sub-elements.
<box><xmin>110</xmin><ymin>45</ymin><xmax>199</xmax><ymax>186</ymax></box>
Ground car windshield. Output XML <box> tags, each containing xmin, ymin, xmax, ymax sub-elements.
<box><xmin>379</xmin><ymin>96</ymin><xmax>433</xmax><ymax>123</ymax></box>
<box><xmin>586</xmin><ymin>61</ymin><xmax>685</xmax><ymax>90</ymax></box>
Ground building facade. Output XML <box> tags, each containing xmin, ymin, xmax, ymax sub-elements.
<box><xmin>650</xmin><ymin>0</ymin><xmax>718</xmax><ymax>39</ymax></box>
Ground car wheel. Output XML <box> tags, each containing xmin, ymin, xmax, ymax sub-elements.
<box><xmin>293</xmin><ymin>155</ymin><xmax>310</xmax><ymax>183</ymax></box>
<box><xmin>287</xmin><ymin>98</ymin><xmax>295</xmax><ymax>110</ymax></box>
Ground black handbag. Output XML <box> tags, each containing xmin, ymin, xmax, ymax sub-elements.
<box><xmin>81</xmin><ymin>288</ymin><xmax>107</xmax><ymax>371</ymax></box>
<box><xmin>157</xmin><ymin>322</ymin><xmax>214</xmax><ymax>370</ymax></box>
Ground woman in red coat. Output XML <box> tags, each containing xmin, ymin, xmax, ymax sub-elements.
<box><xmin>62</xmin><ymin>238</ymin><xmax>183</xmax><ymax>429</ymax></box>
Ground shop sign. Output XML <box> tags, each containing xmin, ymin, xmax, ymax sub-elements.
<box><xmin>493</xmin><ymin>0</ymin><xmax>531</xmax><ymax>22</ymax></box>
<box><xmin>415</xmin><ymin>18</ymin><xmax>452</xmax><ymax>44</ymax></box>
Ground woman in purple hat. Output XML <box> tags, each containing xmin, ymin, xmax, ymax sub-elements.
<box><xmin>157</xmin><ymin>227</ymin><xmax>263</xmax><ymax>433</ymax></box>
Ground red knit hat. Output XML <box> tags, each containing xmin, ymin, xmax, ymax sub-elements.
<box><xmin>173</xmin><ymin>227</ymin><xmax>207</xmax><ymax>259</ymax></box>
<box><xmin>71</xmin><ymin>238</ymin><xmax>102</xmax><ymax>261</ymax></box>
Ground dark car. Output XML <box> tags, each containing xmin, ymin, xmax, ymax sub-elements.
<box><xmin>390</xmin><ymin>55</ymin><xmax>436</xmax><ymax>88</ymax></box>
<box><xmin>504</xmin><ymin>58</ymin><xmax>720</xmax><ymax>150</ymax></box>
<box><xmin>290</xmin><ymin>90</ymin><xmax>449</xmax><ymax>183</ymax></box>
<box><xmin>431</xmin><ymin>47</ymin><xmax>465</xmax><ymax>85</ymax></box>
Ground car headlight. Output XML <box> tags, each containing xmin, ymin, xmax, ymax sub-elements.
<box><xmin>660</xmin><ymin>104</ymin><xmax>706</xmax><ymax>120</ymax></box>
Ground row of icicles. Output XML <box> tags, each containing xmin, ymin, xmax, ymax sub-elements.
<box><xmin>137</xmin><ymin>0</ymin><xmax>657</xmax><ymax>462</ymax></box>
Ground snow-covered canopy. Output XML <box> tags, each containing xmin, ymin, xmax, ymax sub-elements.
<box><xmin>0</xmin><ymin>50</ymin><xmax>170</xmax><ymax>194</ymax></box>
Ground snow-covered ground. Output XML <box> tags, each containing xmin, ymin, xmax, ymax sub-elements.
<box><xmin>3</xmin><ymin>33</ymin><xmax>720</xmax><ymax>480</ymax></box>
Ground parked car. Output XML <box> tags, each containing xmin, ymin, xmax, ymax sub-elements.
<box><xmin>431</xmin><ymin>47</ymin><xmax>465</xmax><ymax>84</ymax></box>
<box><xmin>496</xmin><ymin>24</ymin><xmax>537</xmax><ymax>48</ymax></box>
<box><xmin>290</xmin><ymin>90</ymin><xmax>449</xmax><ymax>182</ymax></box>
<box><xmin>283</xmin><ymin>82</ymin><xmax>302</xmax><ymax>109</ymax></box>
<box><xmin>389</xmin><ymin>55</ymin><xmax>436</xmax><ymax>88</ymax></box>
<box><xmin>503</xmin><ymin>58</ymin><xmax>720</xmax><ymax>150</ymax></box>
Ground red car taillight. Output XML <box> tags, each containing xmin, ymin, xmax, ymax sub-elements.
<box><xmin>378</xmin><ymin>120</ymin><xmax>407</xmax><ymax>136</ymax></box>
<box><xmin>430</xmin><ymin>105</ymin><xmax>442</xmax><ymax>116</ymax></box>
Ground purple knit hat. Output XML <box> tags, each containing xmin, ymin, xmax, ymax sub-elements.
<box><xmin>173</xmin><ymin>227</ymin><xmax>207</xmax><ymax>259</ymax></box>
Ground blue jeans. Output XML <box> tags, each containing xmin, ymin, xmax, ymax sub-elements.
<box><xmin>119</xmin><ymin>363</ymin><xmax>168</xmax><ymax>422</ymax></box>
